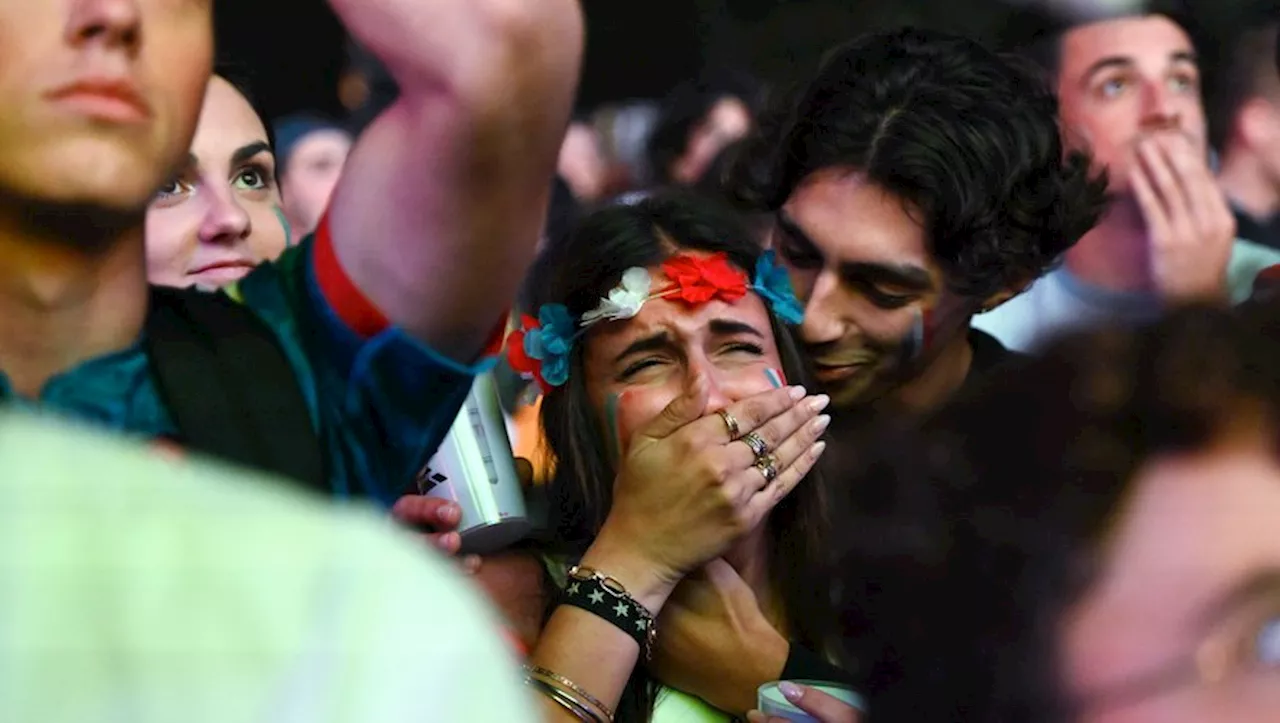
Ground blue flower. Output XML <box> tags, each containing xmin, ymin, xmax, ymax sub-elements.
<box><xmin>523</xmin><ymin>303</ymin><xmax>577</xmax><ymax>387</ymax></box>
<box><xmin>753</xmin><ymin>251</ymin><xmax>804</xmax><ymax>325</ymax></box>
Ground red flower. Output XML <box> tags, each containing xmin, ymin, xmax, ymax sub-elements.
<box><xmin>506</xmin><ymin>315</ymin><xmax>553</xmax><ymax>394</ymax></box>
<box><xmin>660</xmin><ymin>252</ymin><xmax>749</xmax><ymax>306</ymax></box>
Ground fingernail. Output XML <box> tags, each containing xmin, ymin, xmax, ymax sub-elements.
<box><xmin>788</xmin><ymin>385</ymin><xmax>806</xmax><ymax>400</ymax></box>
<box><xmin>444</xmin><ymin>503</ymin><xmax>462</xmax><ymax>523</ymax></box>
<box><xmin>439</xmin><ymin>532</ymin><xmax>460</xmax><ymax>551</ymax></box>
<box><xmin>809</xmin><ymin>394</ymin><xmax>830</xmax><ymax>412</ymax></box>
<box><xmin>779</xmin><ymin>681</ymin><xmax>804</xmax><ymax>703</ymax></box>
<box><xmin>746</xmin><ymin>712</ymin><xmax>766</xmax><ymax>723</ymax></box>
<box><xmin>813</xmin><ymin>440</ymin><xmax>827</xmax><ymax>457</ymax></box>
<box><xmin>812</xmin><ymin>414</ymin><xmax>831</xmax><ymax>433</ymax></box>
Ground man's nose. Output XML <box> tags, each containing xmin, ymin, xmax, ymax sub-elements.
<box><xmin>800</xmin><ymin>268</ymin><xmax>848</xmax><ymax>346</ymax></box>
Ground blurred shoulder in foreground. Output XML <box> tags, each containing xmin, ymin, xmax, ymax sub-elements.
<box><xmin>0</xmin><ymin>412</ymin><xmax>532</xmax><ymax>723</ymax></box>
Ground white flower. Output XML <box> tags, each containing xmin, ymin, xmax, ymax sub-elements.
<box><xmin>580</xmin><ymin>267</ymin><xmax>652</xmax><ymax>326</ymax></box>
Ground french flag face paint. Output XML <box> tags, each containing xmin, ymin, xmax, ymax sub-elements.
<box><xmin>764</xmin><ymin>368</ymin><xmax>786</xmax><ymax>389</ymax></box>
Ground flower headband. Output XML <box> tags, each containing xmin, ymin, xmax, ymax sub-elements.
<box><xmin>507</xmin><ymin>250</ymin><xmax>804</xmax><ymax>392</ymax></box>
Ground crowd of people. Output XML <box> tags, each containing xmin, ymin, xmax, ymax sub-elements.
<box><xmin>3</xmin><ymin>0</ymin><xmax>1280</xmax><ymax>722</ymax></box>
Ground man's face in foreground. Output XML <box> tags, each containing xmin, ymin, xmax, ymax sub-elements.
<box><xmin>0</xmin><ymin>0</ymin><xmax>213</xmax><ymax>218</ymax></box>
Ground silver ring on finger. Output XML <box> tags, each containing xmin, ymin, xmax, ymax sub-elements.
<box><xmin>716</xmin><ymin>409</ymin><xmax>741</xmax><ymax>440</ymax></box>
<box><xmin>741</xmin><ymin>431</ymin><xmax>769</xmax><ymax>458</ymax></box>
<box><xmin>754</xmin><ymin>453</ymin><xmax>778</xmax><ymax>483</ymax></box>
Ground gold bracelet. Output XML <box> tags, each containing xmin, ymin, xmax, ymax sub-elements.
<box><xmin>525</xmin><ymin>665</ymin><xmax>615</xmax><ymax>722</ymax></box>
<box><xmin>525</xmin><ymin>676</ymin><xmax>603</xmax><ymax>723</ymax></box>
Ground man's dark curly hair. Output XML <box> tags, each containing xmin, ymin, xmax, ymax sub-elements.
<box><xmin>832</xmin><ymin>301</ymin><xmax>1280</xmax><ymax>722</ymax></box>
<box><xmin>728</xmin><ymin>27</ymin><xmax>1108</xmax><ymax>299</ymax></box>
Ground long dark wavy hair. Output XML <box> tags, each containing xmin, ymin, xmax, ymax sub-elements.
<box><xmin>529</xmin><ymin>190</ymin><xmax>834</xmax><ymax>722</ymax></box>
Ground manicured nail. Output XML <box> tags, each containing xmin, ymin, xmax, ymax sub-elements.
<box><xmin>809</xmin><ymin>394</ymin><xmax>830</xmax><ymax>412</ymax></box>
<box><xmin>789</xmin><ymin>385</ymin><xmax>806</xmax><ymax>400</ymax></box>
<box><xmin>779</xmin><ymin>681</ymin><xmax>803</xmax><ymax>703</ymax></box>
<box><xmin>812</xmin><ymin>441</ymin><xmax>827</xmax><ymax>457</ymax></box>
<box><xmin>813</xmin><ymin>414</ymin><xmax>831</xmax><ymax>433</ymax></box>
<box><xmin>442</xmin><ymin>503</ymin><xmax>462</xmax><ymax>523</ymax></box>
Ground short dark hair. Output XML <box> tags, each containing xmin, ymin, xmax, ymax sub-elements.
<box><xmin>997</xmin><ymin>1</ymin><xmax>1203</xmax><ymax>79</ymax></box>
<box><xmin>833</xmin><ymin>302</ymin><xmax>1280</xmax><ymax>722</ymax></box>
<box><xmin>730</xmin><ymin>27</ymin><xmax>1106</xmax><ymax>299</ymax></box>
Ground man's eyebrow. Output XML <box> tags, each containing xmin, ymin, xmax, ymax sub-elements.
<box><xmin>1195</xmin><ymin>568</ymin><xmax>1280</xmax><ymax>631</ymax></box>
<box><xmin>837</xmin><ymin>261</ymin><xmax>934</xmax><ymax>292</ymax></box>
<box><xmin>1080</xmin><ymin>56</ymin><xmax>1135</xmax><ymax>88</ymax></box>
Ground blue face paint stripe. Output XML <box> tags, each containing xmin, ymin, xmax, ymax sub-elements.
<box><xmin>273</xmin><ymin>204</ymin><xmax>294</xmax><ymax>247</ymax></box>
<box><xmin>906</xmin><ymin>307</ymin><xmax>926</xmax><ymax>362</ymax></box>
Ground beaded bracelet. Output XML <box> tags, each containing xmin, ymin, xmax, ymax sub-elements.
<box><xmin>561</xmin><ymin>565</ymin><xmax>658</xmax><ymax>661</ymax></box>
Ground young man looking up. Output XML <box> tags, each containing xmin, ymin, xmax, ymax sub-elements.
<box><xmin>975</xmin><ymin>8</ymin><xmax>1280</xmax><ymax>351</ymax></box>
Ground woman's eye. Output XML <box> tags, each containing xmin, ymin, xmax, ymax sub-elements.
<box><xmin>156</xmin><ymin>178</ymin><xmax>192</xmax><ymax>199</ymax></box>
<box><xmin>233</xmin><ymin>167</ymin><xmax>267</xmax><ymax>191</ymax></box>
<box><xmin>619</xmin><ymin>359</ymin><xmax>662</xmax><ymax>379</ymax></box>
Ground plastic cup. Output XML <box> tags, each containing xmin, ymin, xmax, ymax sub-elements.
<box><xmin>418</xmin><ymin>373</ymin><xmax>531</xmax><ymax>554</ymax></box>
<box><xmin>756</xmin><ymin>680</ymin><xmax>865</xmax><ymax>722</ymax></box>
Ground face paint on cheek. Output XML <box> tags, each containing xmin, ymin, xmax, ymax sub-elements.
<box><xmin>604</xmin><ymin>391</ymin><xmax>626</xmax><ymax>460</ymax></box>
<box><xmin>273</xmin><ymin>204</ymin><xmax>294</xmax><ymax>246</ymax></box>
<box><xmin>902</xmin><ymin>307</ymin><xmax>934</xmax><ymax>363</ymax></box>
<box><xmin>764</xmin><ymin>368</ymin><xmax>786</xmax><ymax>389</ymax></box>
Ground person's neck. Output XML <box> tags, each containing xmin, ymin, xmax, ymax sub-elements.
<box><xmin>1063</xmin><ymin>198</ymin><xmax>1155</xmax><ymax>293</ymax></box>
<box><xmin>1217</xmin><ymin>149</ymin><xmax>1280</xmax><ymax>222</ymax></box>
<box><xmin>888</xmin><ymin>328</ymin><xmax>974</xmax><ymax>416</ymax></box>
<box><xmin>0</xmin><ymin>200</ymin><xmax>149</xmax><ymax>398</ymax></box>
<box><xmin>723</xmin><ymin>524</ymin><xmax>786</xmax><ymax>633</ymax></box>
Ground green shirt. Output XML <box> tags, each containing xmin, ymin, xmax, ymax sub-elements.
<box><xmin>0</xmin><ymin>413</ymin><xmax>532</xmax><ymax>722</ymax></box>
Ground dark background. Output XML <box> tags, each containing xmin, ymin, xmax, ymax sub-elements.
<box><xmin>214</xmin><ymin>0</ymin><xmax>1256</xmax><ymax>123</ymax></box>
<box><xmin>214</xmin><ymin>0</ymin><xmax>1023</xmax><ymax>123</ymax></box>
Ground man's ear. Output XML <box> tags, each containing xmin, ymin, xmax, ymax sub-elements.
<box><xmin>1239</xmin><ymin>97</ymin><xmax>1280</xmax><ymax>152</ymax></box>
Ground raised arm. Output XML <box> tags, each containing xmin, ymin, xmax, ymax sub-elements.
<box><xmin>324</xmin><ymin>0</ymin><xmax>584</xmax><ymax>360</ymax></box>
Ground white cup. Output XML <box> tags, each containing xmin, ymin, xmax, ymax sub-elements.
<box><xmin>418</xmin><ymin>373</ymin><xmax>531</xmax><ymax>555</ymax></box>
<box><xmin>756</xmin><ymin>681</ymin><xmax>865</xmax><ymax>722</ymax></box>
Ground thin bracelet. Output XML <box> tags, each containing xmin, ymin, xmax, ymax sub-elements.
<box><xmin>525</xmin><ymin>665</ymin><xmax>615</xmax><ymax>722</ymax></box>
<box><xmin>525</xmin><ymin>676</ymin><xmax>603</xmax><ymax>723</ymax></box>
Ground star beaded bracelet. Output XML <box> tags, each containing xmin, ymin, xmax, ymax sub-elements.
<box><xmin>562</xmin><ymin>565</ymin><xmax>658</xmax><ymax>661</ymax></box>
